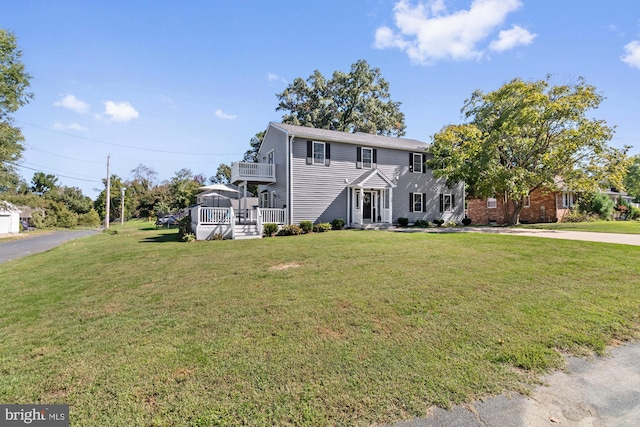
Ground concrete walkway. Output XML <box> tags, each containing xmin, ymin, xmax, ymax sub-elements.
<box><xmin>0</xmin><ymin>229</ymin><xmax>100</xmax><ymax>264</ymax></box>
<box><xmin>393</xmin><ymin>226</ymin><xmax>640</xmax><ymax>246</ymax></box>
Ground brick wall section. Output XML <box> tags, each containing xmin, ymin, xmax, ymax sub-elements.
<box><xmin>467</xmin><ymin>189</ymin><xmax>570</xmax><ymax>224</ymax></box>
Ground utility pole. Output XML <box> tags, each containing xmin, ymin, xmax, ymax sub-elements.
<box><xmin>121</xmin><ymin>187</ymin><xmax>126</xmax><ymax>226</ymax></box>
<box><xmin>105</xmin><ymin>155</ymin><xmax>111</xmax><ymax>229</ymax></box>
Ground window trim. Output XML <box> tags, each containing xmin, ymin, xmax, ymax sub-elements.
<box><xmin>413</xmin><ymin>193</ymin><xmax>423</xmax><ymax>212</ymax></box>
<box><xmin>442</xmin><ymin>193</ymin><xmax>453</xmax><ymax>212</ymax></box>
<box><xmin>487</xmin><ymin>198</ymin><xmax>497</xmax><ymax>209</ymax></box>
<box><xmin>412</xmin><ymin>153</ymin><xmax>423</xmax><ymax>174</ymax></box>
<box><xmin>524</xmin><ymin>195</ymin><xmax>530</xmax><ymax>208</ymax></box>
<box><xmin>312</xmin><ymin>141</ymin><xmax>325</xmax><ymax>165</ymax></box>
<box><xmin>362</xmin><ymin>147</ymin><xmax>373</xmax><ymax>169</ymax></box>
<box><xmin>266</xmin><ymin>149</ymin><xmax>274</xmax><ymax>164</ymax></box>
<box><xmin>562</xmin><ymin>192</ymin><xmax>574</xmax><ymax>208</ymax></box>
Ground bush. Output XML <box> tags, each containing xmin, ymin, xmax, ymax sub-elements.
<box><xmin>562</xmin><ymin>210</ymin><xmax>597</xmax><ymax>223</ymax></box>
<box><xmin>397</xmin><ymin>217</ymin><xmax>409</xmax><ymax>227</ymax></box>
<box><xmin>413</xmin><ymin>219</ymin><xmax>429</xmax><ymax>228</ymax></box>
<box><xmin>462</xmin><ymin>217</ymin><xmax>472</xmax><ymax>226</ymax></box>
<box><xmin>579</xmin><ymin>192</ymin><xmax>615</xmax><ymax>220</ymax></box>
<box><xmin>628</xmin><ymin>206</ymin><xmax>640</xmax><ymax>221</ymax></box>
<box><xmin>313</xmin><ymin>223</ymin><xmax>332</xmax><ymax>232</ymax></box>
<box><xmin>331</xmin><ymin>218</ymin><xmax>345</xmax><ymax>230</ymax></box>
<box><xmin>277</xmin><ymin>224</ymin><xmax>303</xmax><ymax>236</ymax></box>
<box><xmin>263</xmin><ymin>223</ymin><xmax>279</xmax><ymax>237</ymax></box>
<box><xmin>178</xmin><ymin>216</ymin><xmax>193</xmax><ymax>241</ymax></box>
<box><xmin>181</xmin><ymin>233</ymin><xmax>196</xmax><ymax>242</ymax></box>
<box><xmin>299</xmin><ymin>220</ymin><xmax>313</xmax><ymax>233</ymax></box>
<box><xmin>433</xmin><ymin>219</ymin><xmax>445</xmax><ymax>227</ymax></box>
<box><xmin>78</xmin><ymin>209</ymin><xmax>101</xmax><ymax>227</ymax></box>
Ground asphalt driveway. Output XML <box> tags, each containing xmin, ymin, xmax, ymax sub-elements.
<box><xmin>0</xmin><ymin>229</ymin><xmax>100</xmax><ymax>264</ymax></box>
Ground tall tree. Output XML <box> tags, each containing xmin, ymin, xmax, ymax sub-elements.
<box><xmin>243</xmin><ymin>130</ymin><xmax>265</xmax><ymax>163</ymax></box>
<box><xmin>427</xmin><ymin>76</ymin><xmax>630</xmax><ymax>225</ymax></box>
<box><xmin>624</xmin><ymin>155</ymin><xmax>640</xmax><ymax>202</ymax></box>
<box><xmin>276</xmin><ymin>60</ymin><xmax>405</xmax><ymax>137</ymax></box>
<box><xmin>210</xmin><ymin>164</ymin><xmax>231</xmax><ymax>184</ymax></box>
<box><xmin>169</xmin><ymin>168</ymin><xmax>201</xmax><ymax>210</ymax></box>
<box><xmin>0</xmin><ymin>29</ymin><xmax>33</xmax><ymax>190</ymax></box>
<box><xmin>31</xmin><ymin>172</ymin><xmax>58</xmax><ymax>195</ymax></box>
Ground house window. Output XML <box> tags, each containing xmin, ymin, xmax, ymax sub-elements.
<box><xmin>562</xmin><ymin>192</ymin><xmax>574</xmax><ymax>208</ymax></box>
<box><xmin>267</xmin><ymin>150</ymin><xmax>274</xmax><ymax>164</ymax></box>
<box><xmin>260</xmin><ymin>193</ymin><xmax>269</xmax><ymax>208</ymax></box>
<box><xmin>413</xmin><ymin>193</ymin><xmax>423</xmax><ymax>212</ymax></box>
<box><xmin>442</xmin><ymin>194</ymin><xmax>452</xmax><ymax>212</ymax></box>
<box><xmin>524</xmin><ymin>195</ymin><xmax>530</xmax><ymax>208</ymax></box>
<box><xmin>362</xmin><ymin>148</ymin><xmax>373</xmax><ymax>169</ymax></box>
<box><xmin>313</xmin><ymin>142</ymin><xmax>325</xmax><ymax>164</ymax></box>
<box><xmin>412</xmin><ymin>153</ymin><xmax>423</xmax><ymax>173</ymax></box>
<box><xmin>487</xmin><ymin>198</ymin><xmax>497</xmax><ymax>209</ymax></box>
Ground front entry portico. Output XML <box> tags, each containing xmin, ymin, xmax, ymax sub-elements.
<box><xmin>348</xmin><ymin>169</ymin><xmax>395</xmax><ymax>228</ymax></box>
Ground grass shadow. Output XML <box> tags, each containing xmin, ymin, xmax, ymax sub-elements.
<box><xmin>139</xmin><ymin>233</ymin><xmax>180</xmax><ymax>243</ymax></box>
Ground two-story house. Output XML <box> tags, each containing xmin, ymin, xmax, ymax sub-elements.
<box><xmin>190</xmin><ymin>122</ymin><xmax>464</xmax><ymax>239</ymax></box>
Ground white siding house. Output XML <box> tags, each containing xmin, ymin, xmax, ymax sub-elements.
<box><xmin>0</xmin><ymin>201</ymin><xmax>20</xmax><ymax>234</ymax></box>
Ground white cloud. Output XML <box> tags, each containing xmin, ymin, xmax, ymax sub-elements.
<box><xmin>53</xmin><ymin>94</ymin><xmax>90</xmax><ymax>114</ymax></box>
<box><xmin>53</xmin><ymin>121</ymin><xmax>88</xmax><ymax>131</ymax></box>
<box><xmin>489</xmin><ymin>25</ymin><xmax>537</xmax><ymax>52</ymax></box>
<box><xmin>267</xmin><ymin>73</ymin><xmax>288</xmax><ymax>84</ymax></box>
<box><xmin>214</xmin><ymin>109</ymin><xmax>238</xmax><ymax>120</ymax></box>
<box><xmin>102</xmin><ymin>101</ymin><xmax>139</xmax><ymax>122</ymax></box>
<box><xmin>621</xmin><ymin>40</ymin><xmax>640</xmax><ymax>69</ymax></box>
<box><xmin>374</xmin><ymin>0</ymin><xmax>529</xmax><ymax>64</ymax></box>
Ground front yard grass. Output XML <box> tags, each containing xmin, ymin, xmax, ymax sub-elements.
<box><xmin>1</xmin><ymin>224</ymin><xmax>639</xmax><ymax>425</ymax></box>
<box><xmin>520</xmin><ymin>220</ymin><xmax>640</xmax><ymax>234</ymax></box>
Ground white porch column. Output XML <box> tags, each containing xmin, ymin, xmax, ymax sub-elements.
<box><xmin>389</xmin><ymin>187</ymin><xmax>393</xmax><ymax>224</ymax></box>
<box><xmin>242</xmin><ymin>180</ymin><xmax>247</xmax><ymax>224</ymax></box>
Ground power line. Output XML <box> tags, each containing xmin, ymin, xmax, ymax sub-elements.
<box><xmin>23</xmin><ymin>143</ymin><xmax>104</xmax><ymax>164</ymax></box>
<box><xmin>16</xmin><ymin>120</ymin><xmax>244</xmax><ymax>156</ymax></box>
<box><xmin>18</xmin><ymin>161</ymin><xmax>101</xmax><ymax>179</ymax></box>
<box><xmin>8</xmin><ymin>162</ymin><xmax>102</xmax><ymax>183</ymax></box>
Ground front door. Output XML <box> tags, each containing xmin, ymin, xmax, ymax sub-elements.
<box><xmin>363</xmin><ymin>192</ymin><xmax>372</xmax><ymax>221</ymax></box>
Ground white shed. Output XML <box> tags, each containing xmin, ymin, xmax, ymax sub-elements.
<box><xmin>0</xmin><ymin>201</ymin><xmax>20</xmax><ymax>234</ymax></box>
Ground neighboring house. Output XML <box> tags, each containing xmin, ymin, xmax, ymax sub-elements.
<box><xmin>603</xmin><ymin>188</ymin><xmax>636</xmax><ymax>206</ymax></box>
<box><xmin>17</xmin><ymin>206</ymin><xmax>45</xmax><ymax>226</ymax></box>
<box><xmin>467</xmin><ymin>188</ymin><xmax>576</xmax><ymax>225</ymax></box>
<box><xmin>0</xmin><ymin>201</ymin><xmax>20</xmax><ymax>234</ymax></box>
<box><xmin>190</xmin><ymin>122</ymin><xmax>465</xmax><ymax>239</ymax></box>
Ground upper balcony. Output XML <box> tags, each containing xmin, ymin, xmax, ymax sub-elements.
<box><xmin>231</xmin><ymin>162</ymin><xmax>276</xmax><ymax>184</ymax></box>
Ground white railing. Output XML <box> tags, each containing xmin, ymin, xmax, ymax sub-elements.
<box><xmin>260</xmin><ymin>208</ymin><xmax>286</xmax><ymax>224</ymax></box>
<box><xmin>197</xmin><ymin>207</ymin><xmax>233</xmax><ymax>225</ymax></box>
<box><xmin>231</xmin><ymin>162</ymin><xmax>275</xmax><ymax>182</ymax></box>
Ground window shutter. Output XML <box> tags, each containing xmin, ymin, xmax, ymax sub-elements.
<box><xmin>373</xmin><ymin>149</ymin><xmax>377</xmax><ymax>166</ymax></box>
<box><xmin>409</xmin><ymin>193</ymin><xmax>414</xmax><ymax>212</ymax></box>
<box><xmin>325</xmin><ymin>143</ymin><xmax>331</xmax><ymax>166</ymax></box>
<box><xmin>451</xmin><ymin>194</ymin><xmax>455</xmax><ymax>209</ymax></box>
<box><xmin>306</xmin><ymin>141</ymin><xmax>312</xmax><ymax>165</ymax></box>
<box><xmin>356</xmin><ymin>147</ymin><xmax>362</xmax><ymax>169</ymax></box>
<box><xmin>439</xmin><ymin>194</ymin><xmax>444</xmax><ymax>212</ymax></box>
<box><xmin>422</xmin><ymin>154</ymin><xmax>428</xmax><ymax>173</ymax></box>
<box><xmin>423</xmin><ymin>193</ymin><xmax>427</xmax><ymax>212</ymax></box>
<box><xmin>409</xmin><ymin>153</ymin><xmax>413</xmax><ymax>172</ymax></box>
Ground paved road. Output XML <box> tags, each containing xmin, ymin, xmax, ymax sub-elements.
<box><xmin>0</xmin><ymin>229</ymin><xmax>100</xmax><ymax>264</ymax></box>
<box><xmin>391</xmin><ymin>342</ymin><xmax>640</xmax><ymax>426</ymax></box>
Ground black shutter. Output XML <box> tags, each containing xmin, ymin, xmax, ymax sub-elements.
<box><xmin>409</xmin><ymin>193</ymin><xmax>414</xmax><ymax>212</ymax></box>
<box><xmin>306</xmin><ymin>141</ymin><xmax>312</xmax><ymax>165</ymax></box>
<box><xmin>356</xmin><ymin>147</ymin><xmax>362</xmax><ymax>169</ymax></box>
<box><xmin>325</xmin><ymin>143</ymin><xmax>331</xmax><ymax>166</ymax></box>
<box><xmin>439</xmin><ymin>194</ymin><xmax>444</xmax><ymax>212</ymax></box>
<box><xmin>422</xmin><ymin>154</ymin><xmax>428</xmax><ymax>173</ymax></box>
<box><xmin>423</xmin><ymin>193</ymin><xmax>427</xmax><ymax>212</ymax></box>
<box><xmin>409</xmin><ymin>153</ymin><xmax>413</xmax><ymax>172</ymax></box>
<box><xmin>451</xmin><ymin>194</ymin><xmax>455</xmax><ymax>210</ymax></box>
<box><xmin>373</xmin><ymin>149</ymin><xmax>377</xmax><ymax>165</ymax></box>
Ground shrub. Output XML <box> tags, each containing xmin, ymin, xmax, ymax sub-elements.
<box><xmin>277</xmin><ymin>224</ymin><xmax>303</xmax><ymax>236</ymax></box>
<box><xmin>178</xmin><ymin>216</ymin><xmax>193</xmax><ymax>241</ymax></box>
<box><xmin>462</xmin><ymin>217</ymin><xmax>472</xmax><ymax>226</ymax></box>
<box><xmin>313</xmin><ymin>223</ymin><xmax>332</xmax><ymax>232</ymax></box>
<box><xmin>397</xmin><ymin>217</ymin><xmax>409</xmax><ymax>227</ymax></box>
<box><xmin>562</xmin><ymin>210</ymin><xmax>597</xmax><ymax>223</ymax></box>
<box><xmin>433</xmin><ymin>219</ymin><xmax>445</xmax><ymax>227</ymax></box>
<box><xmin>181</xmin><ymin>233</ymin><xmax>196</xmax><ymax>242</ymax></box>
<box><xmin>579</xmin><ymin>192</ymin><xmax>615</xmax><ymax>220</ymax></box>
<box><xmin>628</xmin><ymin>206</ymin><xmax>640</xmax><ymax>221</ymax></box>
<box><xmin>263</xmin><ymin>223</ymin><xmax>279</xmax><ymax>237</ymax></box>
<box><xmin>299</xmin><ymin>220</ymin><xmax>313</xmax><ymax>233</ymax></box>
<box><xmin>331</xmin><ymin>218</ymin><xmax>345</xmax><ymax>230</ymax></box>
<box><xmin>78</xmin><ymin>209</ymin><xmax>101</xmax><ymax>227</ymax></box>
<box><xmin>212</xmin><ymin>233</ymin><xmax>224</xmax><ymax>240</ymax></box>
<box><xmin>413</xmin><ymin>219</ymin><xmax>429</xmax><ymax>228</ymax></box>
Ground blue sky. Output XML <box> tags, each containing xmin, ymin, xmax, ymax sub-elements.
<box><xmin>3</xmin><ymin>0</ymin><xmax>640</xmax><ymax>198</ymax></box>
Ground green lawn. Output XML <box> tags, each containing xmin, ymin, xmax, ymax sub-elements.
<box><xmin>1</xmin><ymin>223</ymin><xmax>639</xmax><ymax>426</ymax></box>
<box><xmin>520</xmin><ymin>220</ymin><xmax>640</xmax><ymax>234</ymax></box>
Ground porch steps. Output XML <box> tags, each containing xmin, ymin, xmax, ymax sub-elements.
<box><xmin>233</xmin><ymin>223</ymin><xmax>262</xmax><ymax>240</ymax></box>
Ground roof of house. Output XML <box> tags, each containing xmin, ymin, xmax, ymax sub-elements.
<box><xmin>269</xmin><ymin>122</ymin><xmax>430</xmax><ymax>152</ymax></box>
<box><xmin>0</xmin><ymin>201</ymin><xmax>19</xmax><ymax>213</ymax></box>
